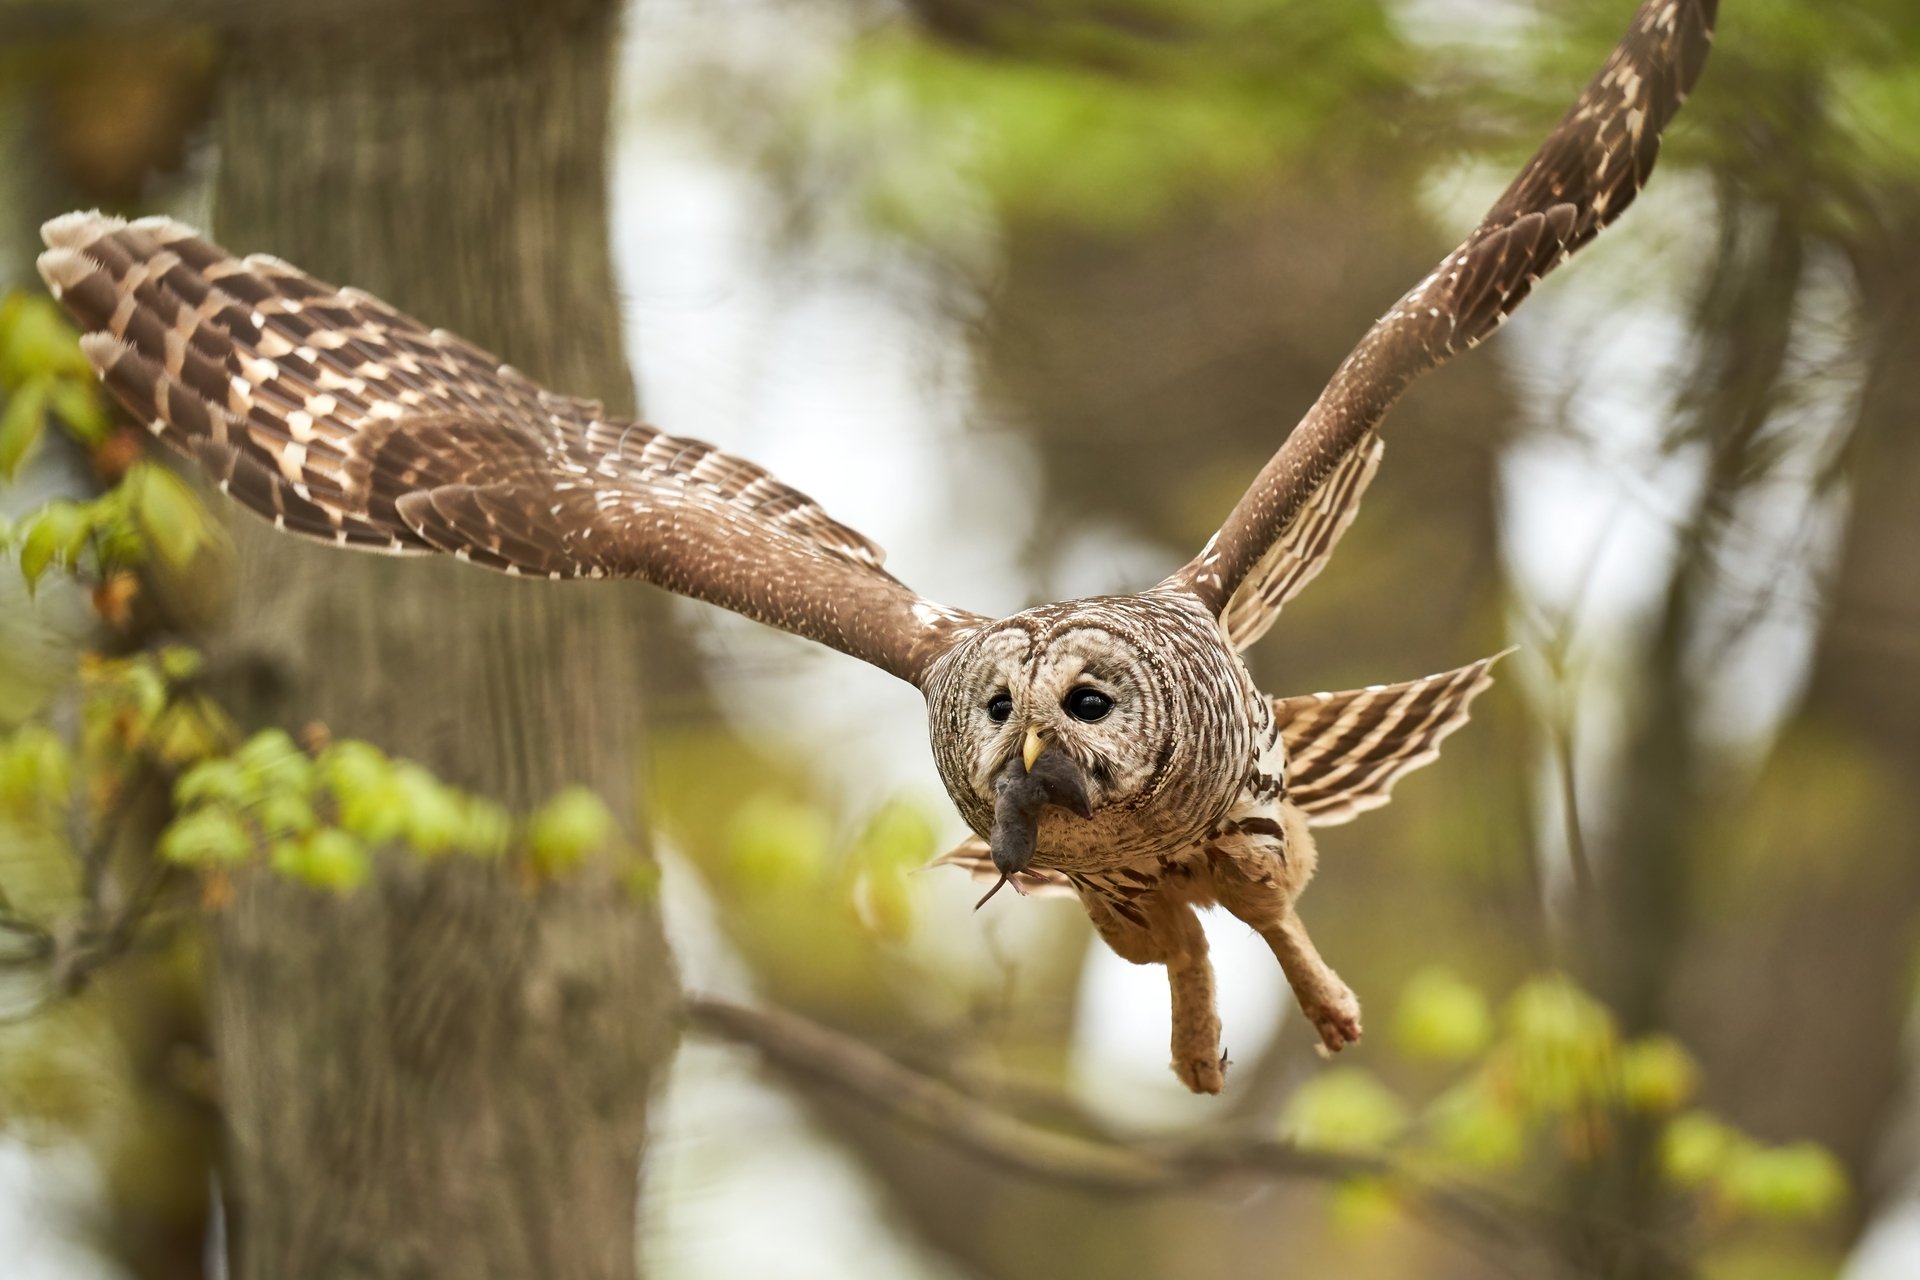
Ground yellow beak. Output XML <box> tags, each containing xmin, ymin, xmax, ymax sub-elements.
<box><xmin>1022</xmin><ymin>727</ymin><xmax>1046</xmax><ymax>772</ymax></box>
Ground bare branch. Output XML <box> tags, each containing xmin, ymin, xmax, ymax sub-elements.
<box><xmin>682</xmin><ymin>993</ymin><xmax>1664</xmax><ymax>1272</ymax></box>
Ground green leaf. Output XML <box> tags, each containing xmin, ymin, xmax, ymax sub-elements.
<box><xmin>160</xmin><ymin>806</ymin><xmax>255</xmax><ymax>867</ymax></box>
<box><xmin>256</xmin><ymin>791</ymin><xmax>317</xmax><ymax>839</ymax></box>
<box><xmin>157</xmin><ymin>696</ymin><xmax>235</xmax><ymax>764</ymax></box>
<box><xmin>0</xmin><ymin>725</ymin><xmax>73</xmax><ymax>819</ymax></box>
<box><xmin>155</xmin><ymin>646</ymin><xmax>205</xmax><ymax>683</ymax></box>
<box><xmin>459</xmin><ymin>798</ymin><xmax>514</xmax><ymax>860</ymax></box>
<box><xmin>45</xmin><ymin>377</ymin><xmax>108</xmax><ymax>445</ymax></box>
<box><xmin>1502</xmin><ymin>973</ymin><xmax>1619</xmax><ymax>1113</ymax></box>
<box><xmin>234</xmin><ymin>729</ymin><xmax>313</xmax><ymax>798</ymax></box>
<box><xmin>1392</xmin><ymin>966</ymin><xmax>1493</xmax><ymax>1063</ymax></box>
<box><xmin>1717</xmin><ymin>1143</ymin><xmax>1847</xmax><ymax>1221</ymax></box>
<box><xmin>851</xmin><ymin>865</ymin><xmax>915</xmax><ymax>941</ymax></box>
<box><xmin>1661</xmin><ymin>1110</ymin><xmax>1742</xmax><ymax>1188</ymax></box>
<box><xmin>126</xmin><ymin>463</ymin><xmax>211</xmax><ymax>571</ymax></box>
<box><xmin>0</xmin><ymin>293</ymin><xmax>92</xmax><ymax>386</ymax></box>
<box><xmin>317</xmin><ymin>740</ymin><xmax>391</xmax><ymax>801</ymax></box>
<box><xmin>394</xmin><ymin>764</ymin><xmax>468</xmax><ymax>855</ymax></box>
<box><xmin>18</xmin><ymin>500</ymin><xmax>92</xmax><ymax>590</ymax></box>
<box><xmin>124</xmin><ymin>661</ymin><xmax>168</xmax><ymax>726</ymax></box>
<box><xmin>1281</xmin><ymin>1067</ymin><xmax>1410</xmax><ymax>1155</ymax></box>
<box><xmin>289</xmin><ymin>829</ymin><xmax>372</xmax><ymax>893</ymax></box>
<box><xmin>726</xmin><ymin>793</ymin><xmax>832</xmax><ymax>888</ymax></box>
<box><xmin>852</xmin><ymin>799</ymin><xmax>938</xmax><ymax>870</ymax></box>
<box><xmin>527</xmin><ymin>785</ymin><xmax>617</xmax><ymax>875</ymax></box>
<box><xmin>0</xmin><ymin>374</ymin><xmax>50</xmax><ymax>478</ymax></box>
<box><xmin>337</xmin><ymin>775</ymin><xmax>409</xmax><ymax>847</ymax></box>
<box><xmin>1424</xmin><ymin>1076</ymin><xmax>1527</xmax><ymax>1170</ymax></box>
<box><xmin>177</xmin><ymin>759</ymin><xmax>252</xmax><ymax>809</ymax></box>
<box><xmin>1619</xmin><ymin>1035</ymin><xmax>1700</xmax><ymax>1113</ymax></box>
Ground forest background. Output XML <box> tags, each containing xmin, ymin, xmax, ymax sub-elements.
<box><xmin>2</xmin><ymin>1</ymin><xmax>1918</xmax><ymax>1277</ymax></box>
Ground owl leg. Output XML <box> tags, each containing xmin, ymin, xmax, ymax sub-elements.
<box><xmin>1260</xmin><ymin>909</ymin><xmax>1362</xmax><ymax>1054</ymax></box>
<box><xmin>1208</xmin><ymin>824</ymin><xmax>1362</xmax><ymax>1054</ymax></box>
<box><xmin>1085</xmin><ymin>895</ymin><xmax>1225</xmax><ymax>1094</ymax></box>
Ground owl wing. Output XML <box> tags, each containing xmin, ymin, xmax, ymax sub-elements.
<box><xmin>1218</xmin><ymin>434</ymin><xmax>1382</xmax><ymax>652</ymax></box>
<box><xmin>1172</xmin><ymin>0</ymin><xmax>1716</xmax><ymax>618</ymax></box>
<box><xmin>37</xmin><ymin>213</ymin><xmax>984</xmax><ymax>687</ymax></box>
<box><xmin>1277</xmin><ymin>651</ymin><xmax>1509</xmax><ymax>827</ymax></box>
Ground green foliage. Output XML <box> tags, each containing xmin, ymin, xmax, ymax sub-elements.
<box><xmin>1283</xmin><ymin>1066</ymin><xmax>1410</xmax><ymax>1155</ymax></box>
<box><xmin>1286</xmin><ymin>968</ymin><xmax>1847</xmax><ymax>1236</ymax></box>
<box><xmin>1663</xmin><ymin>1111</ymin><xmax>1847</xmax><ymax>1222</ymax></box>
<box><xmin>5</xmin><ymin>462</ymin><xmax>219</xmax><ymax>592</ymax></box>
<box><xmin>647</xmin><ymin>727</ymin><xmax>953</xmax><ymax>1007</ymax></box>
<box><xmin>726</xmin><ymin>792</ymin><xmax>835</xmax><ymax>888</ymax></box>
<box><xmin>848</xmin><ymin>799</ymin><xmax>938</xmax><ymax>942</ymax></box>
<box><xmin>527</xmin><ymin>786</ymin><xmax>619</xmax><ymax>876</ymax></box>
<box><xmin>807</xmin><ymin>0</ymin><xmax>1409</xmax><ymax>235</ymax></box>
<box><xmin>2</xmin><ymin>288</ymin><xmax>218</xmax><ymax>608</ymax></box>
<box><xmin>0</xmin><ymin>291</ymin><xmax>107</xmax><ymax>479</ymax></box>
<box><xmin>1392</xmin><ymin>965</ymin><xmax>1493</xmax><ymax>1062</ymax></box>
<box><xmin>0</xmin><ymin>723</ymin><xmax>73</xmax><ymax>821</ymax></box>
<box><xmin>157</xmin><ymin>719</ymin><xmax>641</xmax><ymax>892</ymax></box>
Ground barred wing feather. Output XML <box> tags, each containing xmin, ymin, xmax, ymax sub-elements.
<box><xmin>1278</xmin><ymin>651</ymin><xmax>1510</xmax><ymax>827</ymax></box>
<box><xmin>37</xmin><ymin>213</ymin><xmax>982</xmax><ymax>686</ymax></box>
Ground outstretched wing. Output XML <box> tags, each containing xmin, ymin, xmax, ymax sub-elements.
<box><xmin>1172</xmin><ymin>0</ymin><xmax>1716</xmax><ymax>616</ymax></box>
<box><xmin>1219</xmin><ymin>434</ymin><xmax>1382</xmax><ymax>652</ymax></box>
<box><xmin>1278</xmin><ymin>651</ymin><xmax>1509</xmax><ymax>827</ymax></box>
<box><xmin>37</xmin><ymin>213</ymin><xmax>983</xmax><ymax>686</ymax></box>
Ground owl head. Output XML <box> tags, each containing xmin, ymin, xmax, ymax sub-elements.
<box><xmin>923</xmin><ymin>592</ymin><xmax>1254</xmax><ymax>877</ymax></box>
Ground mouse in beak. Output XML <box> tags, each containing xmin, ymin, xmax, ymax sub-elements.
<box><xmin>975</xmin><ymin>736</ymin><xmax>1093</xmax><ymax>909</ymax></box>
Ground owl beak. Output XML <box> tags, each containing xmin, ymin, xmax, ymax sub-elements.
<box><xmin>1022</xmin><ymin>727</ymin><xmax>1046</xmax><ymax>772</ymax></box>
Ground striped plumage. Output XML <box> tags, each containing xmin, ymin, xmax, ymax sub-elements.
<box><xmin>1277</xmin><ymin>651</ymin><xmax>1510</xmax><ymax>825</ymax></box>
<box><xmin>35</xmin><ymin>213</ymin><xmax>977</xmax><ymax>683</ymax></box>
<box><xmin>40</xmin><ymin>0</ymin><xmax>1714</xmax><ymax>1093</ymax></box>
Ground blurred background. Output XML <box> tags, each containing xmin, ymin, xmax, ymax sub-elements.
<box><xmin>2</xmin><ymin>0</ymin><xmax>1918</xmax><ymax>1277</ymax></box>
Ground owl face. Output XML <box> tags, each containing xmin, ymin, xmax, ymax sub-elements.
<box><xmin>924</xmin><ymin>593</ymin><xmax>1255</xmax><ymax>868</ymax></box>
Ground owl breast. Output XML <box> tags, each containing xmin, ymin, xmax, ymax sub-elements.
<box><xmin>922</xmin><ymin>588</ymin><xmax>1258</xmax><ymax>873</ymax></box>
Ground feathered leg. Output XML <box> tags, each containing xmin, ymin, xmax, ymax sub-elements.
<box><xmin>1085</xmin><ymin>892</ymin><xmax>1224</xmax><ymax>1094</ymax></box>
<box><xmin>1210</xmin><ymin>809</ymin><xmax>1362</xmax><ymax>1053</ymax></box>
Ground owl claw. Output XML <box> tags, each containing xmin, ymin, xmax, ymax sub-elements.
<box><xmin>1176</xmin><ymin>1054</ymin><xmax>1226</xmax><ymax>1094</ymax></box>
<box><xmin>1307</xmin><ymin>1000</ymin><xmax>1363</xmax><ymax>1057</ymax></box>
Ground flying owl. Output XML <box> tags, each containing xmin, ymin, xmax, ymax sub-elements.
<box><xmin>38</xmin><ymin>0</ymin><xmax>1715</xmax><ymax>1093</ymax></box>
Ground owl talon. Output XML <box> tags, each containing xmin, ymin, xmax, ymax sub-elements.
<box><xmin>1177</xmin><ymin>1054</ymin><xmax>1226</xmax><ymax>1094</ymax></box>
<box><xmin>1307</xmin><ymin>997</ymin><xmax>1363</xmax><ymax>1056</ymax></box>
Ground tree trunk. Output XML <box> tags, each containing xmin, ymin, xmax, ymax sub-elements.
<box><xmin>203</xmin><ymin>3</ymin><xmax>679</xmax><ymax>1277</ymax></box>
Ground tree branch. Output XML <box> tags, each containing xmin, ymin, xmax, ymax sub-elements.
<box><xmin>682</xmin><ymin>993</ymin><xmax>1639</xmax><ymax>1270</ymax></box>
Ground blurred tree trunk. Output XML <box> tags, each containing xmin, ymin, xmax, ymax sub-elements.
<box><xmin>1673</xmin><ymin>200</ymin><xmax>1920</xmax><ymax>1227</ymax></box>
<box><xmin>204</xmin><ymin>3</ymin><xmax>679</xmax><ymax>1278</ymax></box>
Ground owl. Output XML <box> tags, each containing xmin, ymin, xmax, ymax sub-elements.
<box><xmin>38</xmin><ymin>0</ymin><xmax>1715</xmax><ymax>1093</ymax></box>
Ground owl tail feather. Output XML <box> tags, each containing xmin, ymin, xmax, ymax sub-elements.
<box><xmin>1275</xmin><ymin>649</ymin><xmax>1513</xmax><ymax>827</ymax></box>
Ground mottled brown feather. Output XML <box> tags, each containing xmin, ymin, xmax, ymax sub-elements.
<box><xmin>38</xmin><ymin>213</ymin><xmax>983</xmax><ymax>684</ymax></box>
<box><xmin>1276</xmin><ymin>651</ymin><xmax>1510</xmax><ymax>826</ymax></box>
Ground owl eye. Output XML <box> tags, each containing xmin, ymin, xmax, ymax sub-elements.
<box><xmin>1065</xmin><ymin>687</ymin><xmax>1113</xmax><ymax>722</ymax></box>
<box><xmin>986</xmin><ymin>692</ymin><xmax>1014</xmax><ymax>723</ymax></box>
